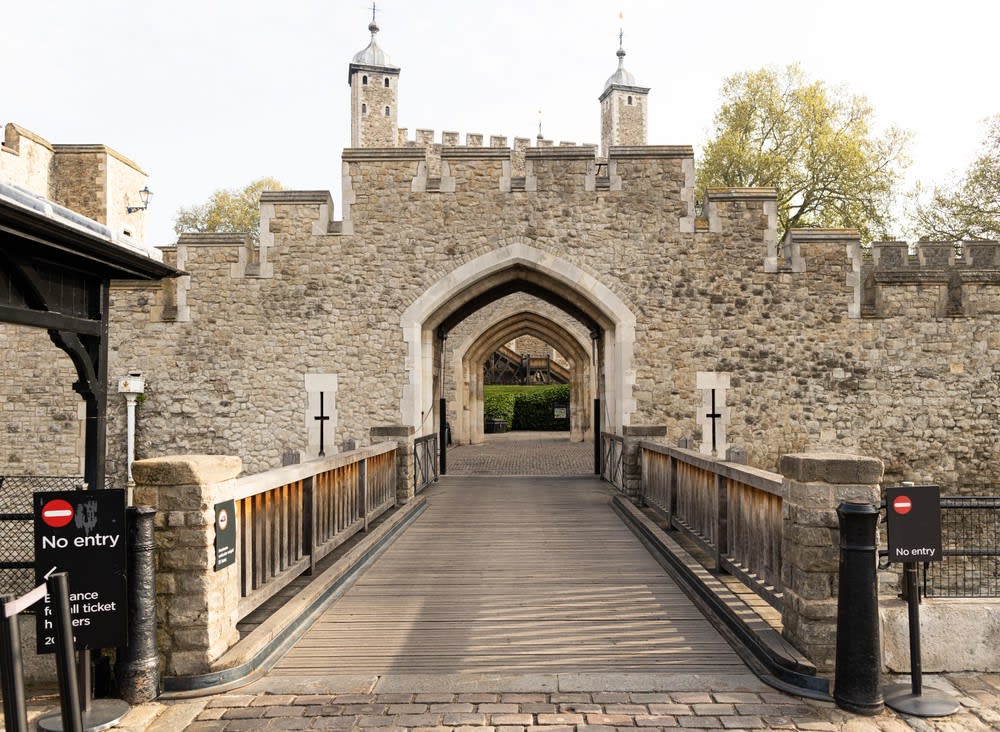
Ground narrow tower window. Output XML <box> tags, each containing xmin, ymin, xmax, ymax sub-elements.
<box><xmin>627</xmin><ymin>95</ymin><xmax>633</xmax><ymax>105</ymax></box>
<box><xmin>384</xmin><ymin>106</ymin><xmax>390</xmax><ymax>116</ymax></box>
<box><xmin>361</xmin><ymin>103</ymin><xmax>367</xmax><ymax>115</ymax></box>
<box><xmin>362</xmin><ymin>75</ymin><xmax>368</xmax><ymax>85</ymax></box>
<box><xmin>384</xmin><ymin>77</ymin><xmax>390</xmax><ymax>88</ymax></box>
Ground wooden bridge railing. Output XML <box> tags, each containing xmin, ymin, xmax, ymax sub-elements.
<box><xmin>639</xmin><ymin>442</ymin><xmax>784</xmax><ymax>609</ymax></box>
<box><xmin>231</xmin><ymin>442</ymin><xmax>397</xmax><ymax>620</ymax></box>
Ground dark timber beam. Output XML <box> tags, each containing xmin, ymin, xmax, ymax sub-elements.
<box><xmin>0</xmin><ymin>305</ymin><xmax>102</xmax><ymax>335</ymax></box>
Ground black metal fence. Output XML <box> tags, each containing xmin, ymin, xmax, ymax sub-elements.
<box><xmin>413</xmin><ymin>434</ymin><xmax>439</xmax><ymax>494</ymax></box>
<box><xmin>600</xmin><ymin>432</ymin><xmax>624</xmax><ymax>492</ymax></box>
<box><xmin>0</xmin><ymin>476</ymin><xmax>86</xmax><ymax>600</ymax></box>
<box><xmin>922</xmin><ymin>496</ymin><xmax>1000</xmax><ymax>598</ymax></box>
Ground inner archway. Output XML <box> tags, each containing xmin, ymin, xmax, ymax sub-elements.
<box><xmin>399</xmin><ymin>240</ymin><xmax>637</xmax><ymax>442</ymax></box>
<box><xmin>452</xmin><ymin>309</ymin><xmax>594</xmax><ymax>445</ymax></box>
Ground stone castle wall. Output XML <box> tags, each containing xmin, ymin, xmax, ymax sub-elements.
<box><xmin>0</xmin><ymin>324</ymin><xmax>84</xmax><ymax>477</ymax></box>
<box><xmin>1</xmin><ymin>123</ymin><xmax>149</xmax><ymax>243</ymax></box>
<box><xmin>1</xmin><ymin>124</ymin><xmax>54</xmax><ymax>195</ymax></box>
<box><xmin>104</xmin><ymin>143</ymin><xmax>1000</xmax><ymax>490</ymax></box>
<box><xmin>509</xmin><ymin>335</ymin><xmax>558</xmax><ymax>360</ymax></box>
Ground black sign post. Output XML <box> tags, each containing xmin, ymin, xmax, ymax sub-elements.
<box><xmin>34</xmin><ymin>489</ymin><xmax>131</xmax><ymax>732</ymax></box>
<box><xmin>883</xmin><ymin>484</ymin><xmax>958</xmax><ymax>718</ymax></box>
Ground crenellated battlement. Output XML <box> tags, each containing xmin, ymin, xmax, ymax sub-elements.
<box><xmin>342</xmin><ymin>143</ymin><xmax>693</xmax><ymax>195</ymax></box>
<box><xmin>392</xmin><ymin>127</ymin><xmax>598</xmax><ymax>178</ymax></box>
<box><xmin>849</xmin><ymin>240</ymin><xmax>1000</xmax><ymax>319</ymax></box>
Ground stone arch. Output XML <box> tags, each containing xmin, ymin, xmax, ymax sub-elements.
<box><xmin>452</xmin><ymin>309</ymin><xmax>594</xmax><ymax>445</ymax></box>
<box><xmin>400</xmin><ymin>239</ymin><xmax>636</xmax><ymax>436</ymax></box>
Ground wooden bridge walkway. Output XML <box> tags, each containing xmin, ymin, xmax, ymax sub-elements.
<box><xmin>270</xmin><ymin>476</ymin><xmax>748</xmax><ymax>676</ymax></box>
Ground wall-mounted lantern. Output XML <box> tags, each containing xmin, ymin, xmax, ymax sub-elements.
<box><xmin>126</xmin><ymin>186</ymin><xmax>153</xmax><ymax>214</ymax></box>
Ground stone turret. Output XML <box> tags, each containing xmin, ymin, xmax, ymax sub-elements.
<box><xmin>348</xmin><ymin>18</ymin><xmax>400</xmax><ymax>148</ymax></box>
<box><xmin>599</xmin><ymin>33</ymin><xmax>650</xmax><ymax>157</ymax></box>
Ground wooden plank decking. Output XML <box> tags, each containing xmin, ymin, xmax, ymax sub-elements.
<box><xmin>271</xmin><ymin>476</ymin><xmax>748</xmax><ymax>675</ymax></box>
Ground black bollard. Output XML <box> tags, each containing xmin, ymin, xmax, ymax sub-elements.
<box><xmin>49</xmin><ymin>573</ymin><xmax>83</xmax><ymax>732</ymax></box>
<box><xmin>439</xmin><ymin>397</ymin><xmax>447</xmax><ymax>476</ymax></box>
<box><xmin>834</xmin><ymin>501</ymin><xmax>884</xmax><ymax>715</ymax></box>
<box><xmin>115</xmin><ymin>506</ymin><xmax>159</xmax><ymax>703</ymax></box>
<box><xmin>593</xmin><ymin>399</ymin><xmax>601</xmax><ymax>475</ymax></box>
<box><xmin>0</xmin><ymin>594</ymin><xmax>28</xmax><ymax>732</ymax></box>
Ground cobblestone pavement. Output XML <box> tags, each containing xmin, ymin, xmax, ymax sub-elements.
<box><xmin>446</xmin><ymin>432</ymin><xmax>593</xmax><ymax>476</ymax></box>
<box><xmin>85</xmin><ymin>671</ymin><xmax>997</xmax><ymax>731</ymax></box>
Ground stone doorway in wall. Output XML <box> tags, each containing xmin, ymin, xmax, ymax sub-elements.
<box><xmin>400</xmin><ymin>241</ymin><xmax>636</xmax><ymax>478</ymax></box>
<box><xmin>446</xmin><ymin>302</ymin><xmax>597</xmax><ymax>477</ymax></box>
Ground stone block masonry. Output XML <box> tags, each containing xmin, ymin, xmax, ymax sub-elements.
<box><xmin>780</xmin><ymin>452</ymin><xmax>883</xmax><ymax>673</ymax></box>
<box><xmin>131</xmin><ymin>455</ymin><xmax>242</xmax><ymax>677</ymax></box>
<box><xmin>103</xmin><ymin>140</ymin><xmax>1000</xmax><ymax>492</ymax></box>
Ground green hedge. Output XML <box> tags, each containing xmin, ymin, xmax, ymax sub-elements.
<box><xmin>483</xmin><ymin>389</ymin><xmax>516</xmax><ymax>429</ymax></box>
<box><xmin>483</xmin><ymin>385</ymin><xmax>570</xmax><ymax>431</ymax></box>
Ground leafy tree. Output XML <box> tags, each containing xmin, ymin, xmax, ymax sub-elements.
<box><xmin>173</xmin><ymin>177</ymin><xmax>283</xmax><ymax>243</ymax></box>
<box><xmin>697</xmin><ymin>65</ymin><xmax>910</xmax><ymax>242</ymax></box>
<box><xmin>912</xmin><ymin>115</ymin><xmax>1000</xmax><ymax>241</ymax></box>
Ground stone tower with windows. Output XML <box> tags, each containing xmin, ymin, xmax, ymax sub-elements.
<box><xmin>599</xmin><ymin>35</ymin><xmax>649</xmax><ymax>156</ymax></box>
<box><xmin>348</xmin><ymin>19</ymin><xmax>400</xmax><ymax>147</ymax></box>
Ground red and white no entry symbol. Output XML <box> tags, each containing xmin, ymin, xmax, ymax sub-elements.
<box><xmin>218</xmin><ymin>508</ymin><xmax>228</xmax><ymax>531</ymax></box>
<box><xmin>41</xmin><ymin>499</ymin><xmax>75</xmax><ymax>528</ymax></box>
<box><xmin>893</xmin><ymin>495</ymin><xmax>912</xmax><ymax>515</ymax></box>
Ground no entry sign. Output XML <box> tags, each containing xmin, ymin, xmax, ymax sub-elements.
<box><xmin>40</xmin><ymin>499</ymin><xmax>75</xmax><ymax>528</ymax></box>
<box><xmin>885</xmin><ymin>484</ymin><xmax>942</xmax><ymax>563</ymax></box>
<box><xmin>34</xmin><ymin>489</ymin><xmax>127</xmax><ymax>652</ymax></box>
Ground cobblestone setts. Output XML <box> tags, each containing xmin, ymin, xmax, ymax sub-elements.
<box><xmin>172</xmin><ymin>677</ymin><xmax>1000</xmax><ymax>731</ymax></box>
<box><xmin>445</xmin><ymin>433</ymin><xmax>593</xmax><ymax>476</ymax></box>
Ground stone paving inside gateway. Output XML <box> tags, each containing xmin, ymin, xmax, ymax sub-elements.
<box><xmin>444</xmin><ymin>432</ymin><xmax>594</xmax><ymax>476</ymax></box>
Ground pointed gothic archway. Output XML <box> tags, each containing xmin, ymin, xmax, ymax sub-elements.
<box><xmin>452</xmin><ymin>309</ymin><xmax>594</xmax><ymax>445</ymax></box>
<box><xmin>399</xmin><ymin>239</ymin><xmax>636</xmax><ymax>441</ymax></box>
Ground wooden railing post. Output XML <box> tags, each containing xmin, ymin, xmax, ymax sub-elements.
<box><xmin>666</xmin><ymin>453</ymin><xmax>676</xmax><ymax>527</ymax></box>
<box><xmin>715</xmin><ymin>474</ymin><xmax>728</xmax><ymax>572</ymax></box>
<box><xmin>303</xmin><ymin>476</ymin><xmax>316</xmax><ymax>576</ymax></box>
<box><xmin>359</xmin><ymin>457</ymin><xmax>369</xmax><ymax>532</ymax></box>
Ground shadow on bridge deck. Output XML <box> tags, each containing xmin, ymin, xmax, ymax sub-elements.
<box><xmin>263</xmin><ymin>475</ymin><xmax>755</xmax><ymax>690</ymax></box>
<box><xmin>445</xmin><ymin>431</ymin><xmax>594</xmax><ymax>476</ymax></box>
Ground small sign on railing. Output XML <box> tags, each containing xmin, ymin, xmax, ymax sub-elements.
<box><xmin>214</xmin><ymin>499</ymin><xmax>236</xmax><ymax>571</ymax></box>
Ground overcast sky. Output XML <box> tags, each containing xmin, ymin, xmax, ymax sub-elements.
<box><xmin>5</xmin><ymin>1</ymin><xmax>999</xmax><ymax>246</ymax></box>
